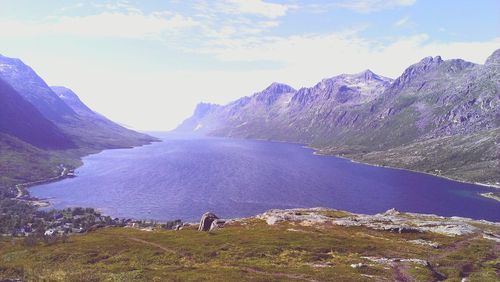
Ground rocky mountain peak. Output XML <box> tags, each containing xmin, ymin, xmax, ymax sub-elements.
<box><xmin>485</xmin><ymin>48</ymin><xmax>500</xmax><ymax>65</ymax></box>
<box><xmin>0</xmin><ymin>54</ymin><xmax>23</xmax><ymax>64</ymax></box>
<box><xmin>262</xmin><ymin>82</ymin><xmax>296</xmax><ymax>95</ymax></box>
<box><xmin>357</xmin><ymin>69</ymin><xmax>376</xmax><ymax>80</ymax></box>
<box><xmin>411</xmin><ymin>56</ymin><xmax>444</xmax><ymax>72</ymax></box>
<box><xmin>254</xmin><ymin>82</ymin><xmax>296</xmax><ymax>106</ymax></box>
<box><xmin>0</xmin><ymin>55</ymin><xmax>33</xmax><ymax>76</ymax></box>
<box><xmin>0</xmin><ymin>54</ymin><xmax>76</xmax><ymax>121</ymax></box>
<box><xmin>193</xmin><ymin>102</ymin><xmax>220</xmax><ymax>118</ymax></box>
<box><xmin>326</xmin><ymin>70</ymin><xmax>392</xmax><ymax>85</ymax></box>
<box><xmin>393</xmin><ymin>56</ymin><xmax>445</xmax><ymax>87</ymax></box>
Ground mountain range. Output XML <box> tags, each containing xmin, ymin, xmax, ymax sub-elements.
<box><xmin>177</xmin><ymin>49</ymin><xmax>500</xmax><ymax>186</ymax></box>
<box><xmin>0</xmin><ymin>54</ymin><xmax>157</xmax><ymax>188</ymax></box>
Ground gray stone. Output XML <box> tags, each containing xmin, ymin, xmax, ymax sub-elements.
<box><xmin>255</xmin><ymin>208</ymin><xmax>500</xmax><ymax>240</ymax></box>
<box><xmin>198</xmin><ymin>212</ymin><xmax>219</xmax><ymax>232</ymax></box>
<box><xmin>210</xmin><ymin>219</ymin><xmax>226</xmax><ymax>231</ymax></box>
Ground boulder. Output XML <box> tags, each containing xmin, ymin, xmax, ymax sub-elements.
<box><xmin>198</xmin><ymin>212</ymin><xmax>219</xmax><ymax>231</ymax></box>
<box><xmin>210</xmin><ymin>219</ymin><xmax>226</xmax><ymax>231</ymax></box>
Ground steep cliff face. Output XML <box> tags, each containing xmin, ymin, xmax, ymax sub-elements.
<box><xmin>177</xmin><ymin>71</ymin><xmax>392</xmax><ymax>143</ymax></box>
<box><xmin>177</xmin><ymin>49</ymin><xmax>500</xmax><ymax>184</ymax></box>
<box><xmin>0</xmin><ymin>54</ymin><xmax>157</xmax><ymax>150</ymax></box>
<box><xmin>50</xmin><ymin>86</ymin><xmax>157</xmax><ymax>149</ymax></box>
<box><xmin>0</xmin><ymin>79</ymin><xmax>74</xmax><ymax>149</ymax></box>
<box><xmin>51</xmin><ymin>86</ymin><xmax>96</xmax><ymax>117</ymax></box>
<box><xmin>175</xmin><ymin>102</ymin><xmax>222</xmax><ymax>134</ymax></box>
<box><xmin>0</xmin><ymin>55</ymin><xmax>76</xmax><ymax>121</ymax></box>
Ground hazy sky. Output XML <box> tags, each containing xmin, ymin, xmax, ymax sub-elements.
<box><xmin>0</xmin><ymin>0</ymin><xmax>498</xmax><ymax>130</ymax></box>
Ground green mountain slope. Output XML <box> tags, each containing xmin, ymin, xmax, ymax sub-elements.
<box><xmin>177</xmin><ymin>49</ymin><xmax>500</xmax><ymax>185</ymax></box>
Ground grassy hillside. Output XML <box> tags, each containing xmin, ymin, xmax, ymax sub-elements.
<box><xmin>1</xmin><ymin>209</ymin><xmax>499</xmax><ymax>281</ymax></box>
<box><xmin>0</xmin><ymin>134</ymin><xmax>80</xmax><ymax>189</ymax></box>
<box><xmin>319</xmin><ymin>128</ymin><xmax>500</xmax><ymax>186</ymax></box>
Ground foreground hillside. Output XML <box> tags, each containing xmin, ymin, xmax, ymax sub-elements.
<box><xmin>1</xmin><ymin>208</ymin><xmax>499</xmax><ymax>281</ymax></box>
<box><xmin>177</xmin><ymin>49</ymin><xmax>500</xmax><ymax>186</ymax></box>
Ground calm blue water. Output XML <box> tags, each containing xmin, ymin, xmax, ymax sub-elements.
<box><xmin>31</xmin><ymin>135</ymin><xmax>500</xmax><ymax>222</ymax></box>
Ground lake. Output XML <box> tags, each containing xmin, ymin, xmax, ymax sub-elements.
<box><xmin>31</xmin><ymin>134</ymin><xmax>500</xmax><ymax>222</ymax></box>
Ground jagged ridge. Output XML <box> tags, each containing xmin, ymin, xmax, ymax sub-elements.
<box><xmin>177</xmin><ymin>49</ymin><xmax>500</xmax><ymax>185</ymax></box>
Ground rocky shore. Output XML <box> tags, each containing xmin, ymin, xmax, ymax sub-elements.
<box><xmin>480</xmin><ymin>192</ymin><xmax>500</xmax><ymax>202</ymax></box>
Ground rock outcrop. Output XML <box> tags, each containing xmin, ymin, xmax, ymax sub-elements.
<box><xmin>198</xmin><ymin>212</ymin><xmax>221</xmax><ymax>231</ymax></box>
<box><xmin>257</xmin><ymin>208</ymin><xmax>500</xmax><ymax>239</ymax></box>
<box><xmin>257</xmin><ymin>208</ymin><xmax>332</xmax><ymax>226</ymax></box>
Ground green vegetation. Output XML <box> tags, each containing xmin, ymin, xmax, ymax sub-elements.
<box><xmin>0</xmin><ymin>133</ymin><xmax>79</xmax><ymax>189</ymax></box>
<box><xmin>0</xmin><ymin>214</ymin><xmax>498</xmax><ymax>281</ymax></box>
<box><xmin>348</xmin><ymin>128</ymin><xmax>500</xmax><ymax>186</ymax></box>
<box><xmin>0</xmin><ymin>131</ymin><xmax>154</xmax><ymax>236</ymax></box>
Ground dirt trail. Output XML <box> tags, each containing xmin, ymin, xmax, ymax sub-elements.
<box><xmin>236</xmin><ymin>267</ymin><xmax>319</xmax><ymax>282</ymax></box>
<box><xmin>127</xmin><ymin>237</ymin><xmax>176</xmax><ymax>254</ymax></box>
<box><xmin>391</xmin><ymin>263</ymin><xmax>414</xmax><ymax>282</ymax></box>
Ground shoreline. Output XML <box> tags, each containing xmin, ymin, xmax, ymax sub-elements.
<box><xmin>20</xmin><ymin>134</ymin><xmax>499</xmax><ymax>223</ymax></box>
<box><xmin>308</xmin><ymin>147</ymin><xmax>500</xmax><ymax>190</ymax></box>
<box><xmin>12</xmin><ymin>138</ymin><xmax>159</xmax><ymax>209</ymax></box>
<box><xmin>210</xmin><ymin>134</ymin><xmax>500</xmax><ymax>190</ymax></box>
<box><xmin>480</xmin><ymin>192</ymin><xmax>500</xmax><ymax>203</ymax></box>
<box><xmin>14</xmin><ymin>165</ymin><xmax>76</xmax><ymax>207</ymax></box>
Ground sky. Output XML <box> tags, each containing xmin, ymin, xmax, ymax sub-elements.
<box><xmin>0</xmin><ymin>0</ymin><xmax>498</xmax><ymax>130</ymax></box>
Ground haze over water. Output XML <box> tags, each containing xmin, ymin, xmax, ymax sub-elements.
<box><xmin>31</xmin><ymin>135</ymin><xmax>500</xmax><ymax>222</ymax></box>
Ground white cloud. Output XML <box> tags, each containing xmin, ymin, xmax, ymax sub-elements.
<box><xmin>195</xmin><ymin>31</ymin><xmax>500</xmax><ymax>84</ymax></box>
<box><xmin>0</xmin><ymin>12</ymin><xmax>199</xmax><ymax>40</ymax></box>
<box><xmin>394</xmin><ymin>16</ymin><xmax>410</xmax><ymax>27</ymax></box>
<box><xmin>59</xmin><ymin>2</ymin><xmax>85</xmax><ymax>12</ymax></box>
<box><xmin>93</xmin><ymin>0</ymin><xmax>143</xmax><ymax>14</ymax></box>
<box><xmin>217</xmin><ymin>0</ymin><xmax>295</xmax><ymax>18</ymax></box>
<box><xmin>337</xmin><ymin>0</ymin><xmax>416</xmax><ymax>13</ymax></box>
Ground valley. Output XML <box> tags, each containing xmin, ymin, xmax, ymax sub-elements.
<box><xmin>0</xmin><ymin>49</ymin><xmax>499</xmax><ymax>282</ymax></box>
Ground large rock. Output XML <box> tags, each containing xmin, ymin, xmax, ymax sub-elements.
<box><xmin>210</xmin><ymin>219</ymin><xmax>226</xmax><ymax>231</ymax></box>
<box><xmin>198</xmin><ymin>212</ymin><xmax>219</xmax><ymax>231</ymax></box>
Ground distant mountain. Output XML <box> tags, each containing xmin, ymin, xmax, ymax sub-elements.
<box><xmin>0</xmin><ymin>54</ymin><xmax>158</xmax><ymax>186</ymax></box>
<box><xmin>177</xmin><ymin>70</ymin><xmax>392</xmax><ymax>142</ymax></box>
<box><xmin>51</xmin><ymin>86</ymin><xmax>96</xmax><ymax>117</ymax></box>
<box><xmin>51</xmin><ymin>86</ymin><xmax>157</xmax><ymax>149</ymax></box>
<box><xmin>0</xmin><ymin>55</ymin><xmax>75</xmax><ymax>121</ymax></box>
<box><xmin>177</xmin><ymin>49</ymin><xmax>500</xmax><ymax>185</ymax></box>
<box><xmin>0</xmin><ymin>54</ymin><xmax>157</xmax><ymax>150</ymax></box>
<box><xmin>0</xmin><ymin>78</ymin><xmax>74</xmax><ymax>149</ymax></box>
